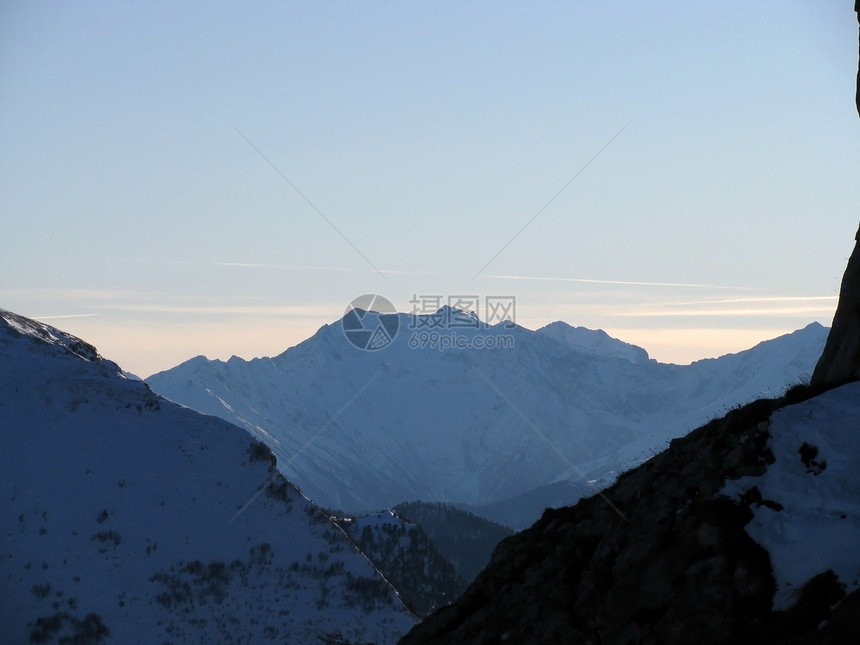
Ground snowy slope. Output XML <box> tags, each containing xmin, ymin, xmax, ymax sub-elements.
<box><xmin>722</xmin><ymin>381</ymin><xmax>860</xmax><ymax>610</ymax></box>
<box><xmin>0</xmin><ymin>310</ymin><xmax>416</xmax><ymax>643</ymax></box>
<box><xmin>146</xmin><ymin>311</ymin><xmax>827</xmax><ymax>522</ymax></box>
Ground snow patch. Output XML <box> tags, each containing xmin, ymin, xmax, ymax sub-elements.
<box><xmin>722</xmin><ymin>382</ymin><xmax>860</xmax><ymax>610</ymax></box>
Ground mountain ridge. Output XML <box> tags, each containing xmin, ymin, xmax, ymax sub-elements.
<box><xmin>147</xmin><ymin>313</ymin><xmax>827</xmax><ymax>526</ymax></box>
<box><xmin>536</xmin><ymin>320</ymin><xmax>651</xmax><ymax>364</ymax></box>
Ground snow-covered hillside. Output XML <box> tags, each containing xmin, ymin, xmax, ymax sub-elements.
<box><xmin>722</xmin><ymin>382</ymin><xmax>860</xmax><ymax>609</ymax></box>
<box><xmin>0</xmin><ymin>310</ymin><xmax>416</xmax><ymax>643</ymax></box>
<box><xmin>146</xmin><ymin>310</ymin><xmax>827</xmax><ymax>524</ymax></box>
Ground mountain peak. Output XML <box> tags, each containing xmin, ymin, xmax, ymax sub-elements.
<box><xmin>536</xmin><ymin>321</ymin><xmax>650</xmax><ymax>364</ymax></box>
<box><xmin>1</xmin><ymin>309</ymin><xmax>102</xmax><ymax>362</ymax></box>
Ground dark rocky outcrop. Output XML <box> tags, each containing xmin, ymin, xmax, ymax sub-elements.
<box><xmin>811</xmin><ymin>220</ymin><xmax>860</xmax><ymax>387</ymax></box>
<box><xmin>401</xmin><ymin>391</ymin><xmax>858</xmax><ymax>644</ymax></box>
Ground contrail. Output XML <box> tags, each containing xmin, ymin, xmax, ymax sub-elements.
<box><xmin>469</xmin><ymin>122</ymin><xmax>630</xmax><ymax>283</ymax></box>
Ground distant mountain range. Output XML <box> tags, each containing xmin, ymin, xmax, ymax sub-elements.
<box><xmin>0</xmin><ymin>310</ymin><xmax>416</xmax><ymax>643</ymax></box>
<box><xmin>147</xmin><ymin>310</ymin><xmax>827</xmax><ymax>527</ymax></box>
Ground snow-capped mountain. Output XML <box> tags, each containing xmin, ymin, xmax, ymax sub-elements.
<box><xmin>146</xmin><ymin>310</ymin><xmax>827</xmax><ymax>524</ymax></box>
<box><xmin>536</xmin><ymin>321</ymin><xmax>650</xmax><ymax>364</ymax></box>
<box><xmin>0</xmin><ymin>310</ymin><xmax>416</xmax><ymax>643</ymax></box>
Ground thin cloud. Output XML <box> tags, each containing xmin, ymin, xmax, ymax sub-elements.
<box><xmin>622</xmin><ymin>306</ymin><xmax>835</xmax><ymax>318</ymax></box>
<box><xmin>216</xmin><ymin>262</ymin><xmax>356</xmax><ymax>272</ymax></box>
<box><xmin>215</xmin><ymin>262</ymin><xmax>442</xmax><ymax>277</ymax></box>
<box><xmin>159</xmin><ymin>260</ymin><xmax>441</xmax><ymax>277</ymax></box>
<box><xmin>0</xmin><ymin>288</ymin><xmax>153</xmax><ymax>301</ymax></box>
<box><xmin>483</xmin><ymin>274</ymin><xmax>759</xmax><ymax>290</ymax></box>
<box><xmin>32</xmin><ymin>313</ymin><xmax>99</xmax><ymax>320</ymax></box>
<box><xmin>158</xmin><ymin>259</ymin><xmax>358</xmax><ymax>273</ymax></box>
<box><xmin>623</xmin><ymin>294</ymin><xmax>838</xmax><ymax>318</ymax></box>
<box><xmin>110</xmin><ymin>303</ymin><xmax>337</xmax><ymax>317</ymax></box>
<box><xmin>648</xmin><ymin>295</ymin><xmax>837</xmax><ymax>307</ymax></box>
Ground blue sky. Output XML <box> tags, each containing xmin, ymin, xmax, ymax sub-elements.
<box><xmin>1</xmin><ymin>1</ymin><xmax>858</xmax><ymax>377</ymax></box>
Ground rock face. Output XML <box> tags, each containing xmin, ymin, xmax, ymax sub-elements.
<box><xmin>399</xmin><ymin>388</ymin><xmax>860</xmax><ymax>644</ymax></box>
<box><xmin>811</xmin><ymin>3</ymin><xmax>860</xmax><ymax>388</ymax></box>
<box><xmin>811</xmin><ymin>224</ymin><xmax>860</xmax><ymax>387</ymax></box>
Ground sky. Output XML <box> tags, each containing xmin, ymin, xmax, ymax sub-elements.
<box><xmin>1</xmin><ymin>1</ymin><xmax>858</xmax><ymax>378</ymax></box>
